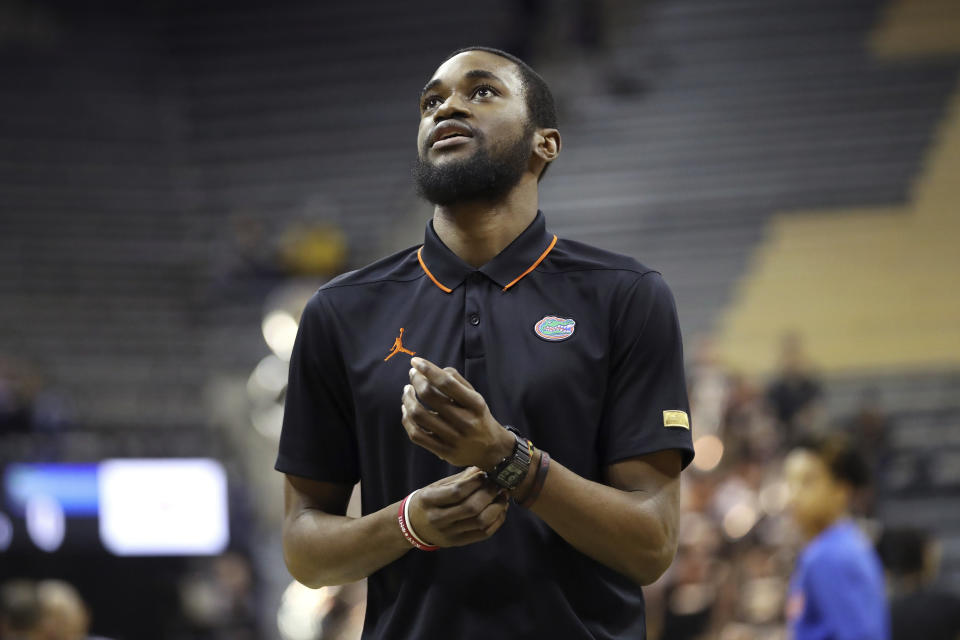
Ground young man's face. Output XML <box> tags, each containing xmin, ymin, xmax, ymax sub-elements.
<box><xmin>414</xmin><ymin>50</ymin><xmax>535</xmax><ymax>205</ymax></box>
<box><xmin>784</xmin><ymin>449</ymin><xmax>848</xmax><ymax>537</ymax></box>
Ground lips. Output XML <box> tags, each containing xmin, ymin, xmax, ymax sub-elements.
<box><xmin>428</xmin><ymin>121</ymin><xmax>475</xmax><ymax>149</ymax></box>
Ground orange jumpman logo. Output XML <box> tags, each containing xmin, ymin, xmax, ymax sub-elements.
<box><xmin>384</xmin><ymin>327</ymin><xmax>417</xmax><ymax>361</ymax></box>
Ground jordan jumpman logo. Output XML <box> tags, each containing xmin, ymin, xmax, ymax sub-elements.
<box><xmin>384</xmin><ymin>327</ymin><xmax>417</xmax><ymax>361</ymax></box>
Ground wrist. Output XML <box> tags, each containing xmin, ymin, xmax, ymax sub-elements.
<box><xmin>398</xmin><ymin>490</ymin><xmax>438</xmax><ymax>551</ymax></box>
<box><xmin>511</xmin><ymin>448</ymin><xmax>542</xmax><ymax>502</ymax></box>
<box><xmin>481</xmin><ymin>426</ymin><xmax>516</xmax><ymax>473</ymax></box>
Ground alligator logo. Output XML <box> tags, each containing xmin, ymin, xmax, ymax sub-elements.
<box><xmin>534</xmin><ymin>316</ymin><xmax>576</xmax><ymax>341</ymax></box>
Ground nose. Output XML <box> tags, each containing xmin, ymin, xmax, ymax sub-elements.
<box><xmin>434</xmin><ymin>92</ymin><xmax>471</xmax><ymax>121</ymax></box>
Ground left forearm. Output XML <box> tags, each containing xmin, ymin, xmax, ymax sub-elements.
<box><xmin>523</xmin><ymin>455</ymin><xmax>679</xmax><ymax>585</ymax></box>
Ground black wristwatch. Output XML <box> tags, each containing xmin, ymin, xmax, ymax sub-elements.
<box><xmin>490</xmin><ymin>426</ymin><xmax>531</xmax><ymax>491</ymax></box>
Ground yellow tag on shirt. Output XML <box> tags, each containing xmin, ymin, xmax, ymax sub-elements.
<box><xmin>663</xmin><ymin>410</ymin><xmax>690</xmax><ymax>429</ymax></box>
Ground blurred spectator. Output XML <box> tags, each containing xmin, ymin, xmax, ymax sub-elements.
<box><xmin>846</xmin><ymin>388</ymin><xmax>889</xmax><ymax>472</ymax></box>
<box><xmin>276</xmin><ymin>222</ymin><xmax>347</xmax><ymax>277</ymax></box>
<box><xmin>877</xmin><ymin>527</ymin><xmax>960</xmax><ymax>640</ymax></box>
<box><xmin>845</xmin><ymin>388</ymin><xmax>890</xmax><ymax>515</ymax></box>
<box><xmin>177</xmin><ymin>552</ymin><xmax>259</xmax><ymax>639</ymax></box>
<box><xmin>1</xmin><ymin>579</ymin><xmax>113</xmax><ymax>640</ymax></box>
<box><xmin>0</xmin><ymin>358</ymin><xmax>33</xmax><ymax>434</ymax></box>
<box><xmin>0</xmin><ymin>357</ymin><xmax>72</xmax><ymax>435</ymax></box>
<box><xmin>0</xmin><ymin>580</ymin><xmax>43</xmax><ymax>640</ymax></box>
<box><xmin>211</xmin><ymin>212</ymin><xmax>348</xmax><ymax>301</ymax></box>
<box><xmin>210</xmin><ymin>212</ymin><xmax>282</xmax><ymax>299</ymax></box>
<box><xmin>688</xmin><ymin>337</ymin><xmax>732</xmax><ymax>439</ymax></box>
<box><xmin>783</xmin><ymin>435</ymin><xmax>889</xmax><ymax>640</ymax></box>
<box><xmin>34</xmin><ymin>580</ymin><xmax>112</xmax><ymax>640</ymax></box>
<box><xmin>724</xmin><ymin>372</ymin><xmax>779</xmax><ymax>462</ymax></box>
<box><xmin>658</xmin><ymin>512</ymin><xmax>723</xmax><ymax>639</ymax></box>
<box><xmin>766</xmin><ymin>333</ymin><xmax>823</xmax><ymax>446</ymax></box>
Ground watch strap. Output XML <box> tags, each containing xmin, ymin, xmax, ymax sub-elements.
<box><xmin>491</xmin><ymin>426</ymin><xmax>532</xmax><ymax>491</ymax></box>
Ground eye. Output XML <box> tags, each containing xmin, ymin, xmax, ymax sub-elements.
<box><xmin>472</xmin><ymin>85</ymin><xmax>497</xmax><ymax>100</ymax></box>
<box><xmin>421</xmin><ymin>95</ymin><xmax>443</xmax><ymax>112</ymax></box>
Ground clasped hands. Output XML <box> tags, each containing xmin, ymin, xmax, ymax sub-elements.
<box><xmin>399</xmin><ymin>356</ymin><xmax>516</xmax><ymax>548</ymax></box>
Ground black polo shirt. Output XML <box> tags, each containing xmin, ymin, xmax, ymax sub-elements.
<box><xmin>276</xmin><ymin>210</ymin><xmax>694</xmax><ymax>640</ymax></box>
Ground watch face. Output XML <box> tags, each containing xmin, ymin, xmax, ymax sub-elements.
<box><xmin>494</xmin><ymin>428</ymin><xmax>530</xmax><ymax>490</ymax></box>
<box><xmin>501</xmin><ymin>466</ymin><xmax>524</xmax><ymax>488</ymax></box>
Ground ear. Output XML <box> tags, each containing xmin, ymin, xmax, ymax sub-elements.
<box><xmin>833</xmin><ymin>480</ymin><xmax>854</xmax><ymax>511</ymax></box>
<box><xmin>533</xmin><ymin>128</ymin><xmax>561</xmax><ymax>164</ymax></box>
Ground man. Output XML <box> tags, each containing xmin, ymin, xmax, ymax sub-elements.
<box><xmin>784</xmin><ymin>435</ymin><xmax>889</xmax><ymax>640</ymax></box>
<box><xmin>277</xmin><ymin>46</ymin><xmax>694</xmax><ymax>639</ymax></box>
<box><xmin>877</xmin><ymin>527</ymin><xmax>960</xmax><ymax>640</ymax></box>
<box><xmin>766</xmin><ymin>333</ymin><xmax>823</xmax><ymax>446</ymax></box>
<box><xmin>0</xmin><ymin>580</ymin><xmax>43</xmax><ymax>640</ymax></box>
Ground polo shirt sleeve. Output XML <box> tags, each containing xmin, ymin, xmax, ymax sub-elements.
<box><xmin>274</xmin><ymin>291</ymin><xmax>360</xmax><ymax>484</ymax></box>
<box><xmin>598</xmin><ymin>271</ymin><xmax>694</xmax><ymax>469</ymax></box>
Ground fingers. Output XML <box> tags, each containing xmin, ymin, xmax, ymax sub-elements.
<box><xmin>445</xmin><ymin>498</ymin><xmax>509</xmax><ymax>546</ymax></box>
<box><xmin>420</xmin><ymin>471</ymin><xmax>489</xmax><ymax>508</ymax></box>
<box><xmin>400</xmin><ymin>403</ymin><xmax>453</xmax><ymax>459</ymax></box>
<box><xmin>406</xmin><ymin>372</ymin><xmax>457</xmax><ymax>418</ymax></box>
<box><xmin>444</xmin><ymin>367</ymin><xmax>475</xmax><ymax>391</ymax></box>
<box><xmin>402</xmin><ymin>384</ymin><xmax>461</xmax><ymax>443</ymax></box>
<box><xmin>448</xmin><ymin>492</ymin><xmax>509</xmax><ymax>535</ymax></box>
<box><xmin>428</xmin><ymin>483</ymin><xmax>502</xmax><ymax>527</ymax></box>
<box><xmin>428</xmin><ymin>466</ymin><xmax>483</xmax><ymax>488</ymax></box>
<box><xmin>410</xmin><ymin>357</ymin><xmax>483</xmax><ymax>411</ymax></box>
<box><xmin>412</xmin><ymin>479</ymin><xmax>510</xmax><ymax>548</ymax></box>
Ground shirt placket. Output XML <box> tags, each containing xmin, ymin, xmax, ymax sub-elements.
<box><xmin>462</xmin><ymin>271</ymin><xmax>489</xmax><ymax>399</ymax></box>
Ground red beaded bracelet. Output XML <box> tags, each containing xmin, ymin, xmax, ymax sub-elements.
<box><xmin>398</xmin><ymin>491</ymin><xmax>438</xmax><ymax>551</ymax></box>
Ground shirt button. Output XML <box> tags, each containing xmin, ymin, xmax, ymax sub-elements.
<box><xmin>469</xmin><ymin>313</ymin><xmax>480</xmax><ymax>326</ymax></box>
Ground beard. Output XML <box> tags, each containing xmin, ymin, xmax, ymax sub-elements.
<box><xmin>413</xmin><ymin>125</ymin><xmax>533</xmax><ymax>206</ymax></box>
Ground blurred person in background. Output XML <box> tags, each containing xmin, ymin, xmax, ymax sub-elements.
<box><xmin>0</xmin><ymin>358</ymin><xmax>35</xmax><ymax>434</ymax></box>
<box><xmin>784</xmin><ymin>435</ymin><xmax>889</xmax><ymax>640</ymax></box>
<box><xmin>876</xmin><ymin>527</ymin><xmax>960</xmax><ymax>640</ymax></box>
<box><xmin>657</xmin><ymin>513</ymin><xmax>723</xmax><ymax>640</ymax></box>
<box><xmin>277</xmin><ymin>46</ymin><xmax>693</xmax><ymax>639</ymax></box>
<box><xmin>0</xmin><ymin>580</ymin><xmax>42</xmax><ymax>640</ymax></box>
<box><xmin>36</xmin><ymin>580</ymin><xmax>113</xmax><ymax>640</ymax></box>
<box><xmin>766</xmin><ymin>333</ymin><xmax>822</xmax><ymax>446</ymax></box>
<box><xmin>0</xmin><ymin>358</ymin><xmax>72</xmax><ymax>434</ymax></box>
<box><xmin>688</xmin><ymin>336</ymin><xmax>731</xmax><ymax>441</ymax></box>
<box><xmin>177</xmin><ymin>552</ymin><xmax>258</xmax><ymax>640</ymax></box>
<box><xmin>844</xmin><ymin>388</ymin><xmax>890</xmax><ymax>516</ymax></box>
<box><xmin>33</xmin><ymin>580</ymin><xmax>104</xmax><ymax>640</ymax></box>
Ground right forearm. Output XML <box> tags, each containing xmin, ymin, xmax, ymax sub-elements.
<box><xmin>283</xmin><ymin>500</ymin><xmax>411</xmax><ymax>587</ymax></box>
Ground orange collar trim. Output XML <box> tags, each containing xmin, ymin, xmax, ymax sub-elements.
<box><xmin>502</xmin><ymin>234</ymin><xmax>557</xmax><ymax>291</ymax></box>
<box><xmin>417</xmin><ymin>246</ymin><xmax>453</xmax><ymax>293</ymax></box>
<box><xmin>417</xmin><ymin>234</ymin><xmax>558</xmax><ymax>294</ymax></box>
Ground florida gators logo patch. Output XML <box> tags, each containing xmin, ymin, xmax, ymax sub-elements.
<box><xmin>534</xmin><ymin>316</ymin><xmax>576</xmax><ymax>341</ymax></box>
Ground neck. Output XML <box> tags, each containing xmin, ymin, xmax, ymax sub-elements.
<box><xmin>432</xmin><ymin>176</ymin><xmax>539</xmax><ymax>268</ymax></box>
<box><xmin>803</xmin><ymin>512</ymin><xmax>848</xmax><ymax>541</ymax></box>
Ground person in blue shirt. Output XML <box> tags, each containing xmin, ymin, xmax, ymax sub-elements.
<box><xmin>784</xmin><ymin>434</ymin><xmax>890</xmax><ymax>640</ymax></box>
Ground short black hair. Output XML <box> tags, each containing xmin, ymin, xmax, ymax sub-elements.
<box><xmin>794</xmin><ymin>433</ymin><xmax>871</xmax><ymax>489</ymax></box>
<box><xmin>443</xmin><ymin>46</ymin><xmax>558</xmax><ymax>179</ymax></box>
<box><xmin>0</xmin><ymin>580</ymin><xmax>41</xmax><ymax>632</ymax></box>
<box><xmin>444</xmin><ymin>46</ymin><xmax>557</xmax><ymax>129</ymax></box>
<box><xmin>876</xmin><ymin>527</ymin><xmax>928</xmax><ymax>576</ymax></box>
